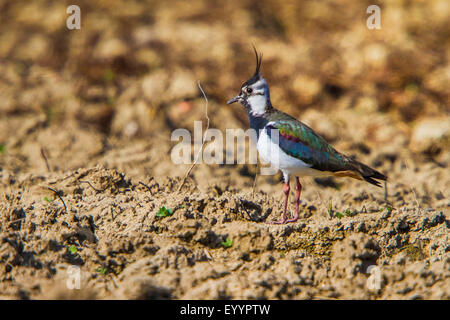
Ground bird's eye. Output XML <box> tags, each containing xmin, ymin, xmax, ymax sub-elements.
<box><xmin>246</xmin><ymin>87</ymin><xmax>253</xmax><ymax>94</ymax></box>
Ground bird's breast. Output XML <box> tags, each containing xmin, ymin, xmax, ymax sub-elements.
<box><xmin>256</xmin><ymin>127</ymin><xmax>312</xmax><ymax>170</ymax></box>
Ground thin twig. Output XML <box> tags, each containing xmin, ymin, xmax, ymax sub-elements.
<box><xmin>6</xmin><ymin>192</ymin><xmax>15</xmax><ymax>222</ymax></box>
<box><xmin>384</xmin><ymin>180</ymin><xmax>388</xmax><ymax>204</ymax></box>
<box><xmin>139</xmin><ymin>181</ymin><xmax>153</xmax><ymax>194</ymax></box>
<box><xmin>410</xmin><ymin>186</ymin><xmax>420</xmax><ymax>211</ymax></box>
<box><xmin>79</xmin><ymin>180</ymin><xmax>103</xmax><ymax>192</ymax></box>
<box><xmin>8</xmin><ymin>217</ymin><xmax>25</xmax><ymax>225</ymax></box>
<box><xmin>252</xmin><ymin>162</ymin><xmax>259</xmax><ymax>196</ymax></box>
<box><xmin>2</xmin><ymin>192</ymin><xmax>15</xmax><ymax>232</ymax></box>
<box><xmin>403</xmin><ymin>160</ymin><xmax>421</xmax><ymax>213</ymax></box>
<box><xmin>178</xmin><ymin>80</ymin><xmax>210</xmax><ymax>191</ymax></box>
<box><xmin>315</xmin><ymin>190</ymin><xmax>330</xmax><ymax>219</ymax></box>
<box><xmin>47</xmin><ymin>187</ymin><xmax>67</xmax><ymax>212</ymax></box>
<box><xmin>40</xmin><ymin>147</ymin><xmax>51</xmax><ymax>172</ymax></box>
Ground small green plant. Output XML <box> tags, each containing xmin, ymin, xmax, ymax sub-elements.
<box><xmin>386</xmin><ymin>205</ymin><xmax>393</xmax><ymax>214</ymax></box>
<box><xmin>68</xmin><ymin>245</ymin><xmax>78</xmax><ymax>255</ymax></box>
<box><xmin>43</xmin><ymin>196</ymin><xmax>53</xmax><ymax>203</ymax></box>
<box><xmin>45</xmin><ymin>108</ymin><xmax>57</xmax><ymax>122</ymax></box>
<box><xmin>279</xmin><ymin>250</ymin><xmax>286</xmax><ymax>258</ymax></box>
<box><xmin>344</xmin><ymin>209</ymin><xmax>357</xmax><ymax>217</ymax></box>
<box><xmin>0</xmin><ymin>144</ymin><xmax>5</xmax><ymax>154</ymax></box>
<box><xmin>221</xmin><ymin>238</ymin><xmax>233</xmax><ymax>248</ymax></box>
<box><xmin>156</xmin><ymin>206</ymin><xmax>174</xmax><ymax>218</ymax></box>
<box><xmin>328</xmin><ymin>200</ymin><xmax>333</xmax><ymax>218</ymax></box>
<box><xmin>329</xmin><ymin>200</ymin><xmax>344</xmax><ymax>219</ymax></box>
<box><xmin>106</xmin><ymin>96</ymin><xmax>115</xmax><ymax>107</ymax></box>
<box><xmin>103</xmin><ymin>68</ymin><xmax>115</xmax><ymax>82</ymax></box>
<box><xmin>95</xmin><ymin>266</ymin><xmax>107</xmax><ymax>275</ymax></box>
<box><xmin>380</xmin><ymin>205</ymin><xmax>393</xmax><ymax>215</ymax></box>
<box><xmin>405</xmin><ymin>83</ymin><xmax>419</xmax><ymax>93</ymax></box>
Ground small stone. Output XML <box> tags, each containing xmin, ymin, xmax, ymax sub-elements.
<box><xmin>409</xmin><ymin>117</ymin><xmax>450</xmax><ymax>154</ymax></box>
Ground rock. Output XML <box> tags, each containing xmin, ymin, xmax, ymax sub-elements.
<box><xmin>135</xmin><ymin>48</ymin><xmax>162</xmax><ymax>69</ymax></box>
<box><xmin>94</xmin><ymin>37</ymin><xmax>128</xmax><ymax>60</ymax></box>
<box><xmin>141</xmin><ymin>70</ymin><xmax>169</xmax><ymax>104</ymax></box>
<box><xmin>116</xmin><ymin>275</ymin><xmax>172</xmax><ymax>299</ymax></box>
<box><xmin>15</xmin><ymin>34</ymin><xmax>50</xmax><ymax>61</ymax></box>
<box><xmin>409</xmin><ymin>117</ymin><xmax>450</xmax><ymax>154</ymax></box>
<box><xmin>331</xmin><ymin>234</ymin><xmax>380</xmax><ymax>277</ymax></box>
<box><xmin>364</xmin><ymin>43</ymin><xmax>387</xmax><ymax>68</ymax></box>
<box><xmin>166</xmin><ymin>70</ymin><xmax>197</xmax><ymax>101</ymax></box>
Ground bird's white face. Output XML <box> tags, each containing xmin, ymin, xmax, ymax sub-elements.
<box><xmin>244</xmin><ymin>77</ymin><xmax>270</xmax><ymax>116</ymax></box>
<box><xmin>227</xmin><ymin>75</ymin><xmax>272</xmax><ymax>116</ymax></box>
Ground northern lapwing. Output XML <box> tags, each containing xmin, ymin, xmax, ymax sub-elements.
<box><xmin>227</xmin><ymin>48</ymin><xmax>387</xmax><ymax>224</ymax></box>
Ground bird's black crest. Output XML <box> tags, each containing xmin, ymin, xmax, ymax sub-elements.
<box><xmin>242</xmin><ymin>46</ymin><xmax>263</xmax><ymax>88</ymax></box>
<box><xmin>253</xmin><ymin>45</ymin><xmax>263</xmax><ymax>76</ymax></box>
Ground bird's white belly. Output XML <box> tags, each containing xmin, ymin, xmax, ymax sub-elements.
<box><xmin>256</xmin><ymin>129</ymin><xmax>329</xmax><ymax>177</ymax></box>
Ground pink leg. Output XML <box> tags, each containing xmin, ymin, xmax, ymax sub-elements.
<box><xmin>285</xmin><ymin>177</ymin><xmax>302</xmax><ymax>223</ymax></box>
<box><xmin>268</xmin><ymin>181</ymin><xmax>290</xmax><ymax>224</ymax></box>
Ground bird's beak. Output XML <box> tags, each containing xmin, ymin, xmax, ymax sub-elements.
<box><xmin>227</xmin><ymin>95</ymin><xmax>241</xmax><ymax>105</ymax></box>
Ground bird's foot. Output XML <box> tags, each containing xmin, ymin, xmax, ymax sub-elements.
<box><xmin>284</xmin><ymin>217</ymin><xmax>299</xmax><ymax>223</ymax></box>
<box><xmin>266</xmin><ymin>215</ymin><xmax>299</xmax><ymax>224</ymax></box>
<box><xmin>266</xmin><ymin>218</ymin><xmax>287</xmax><ymax>225</ymax></box>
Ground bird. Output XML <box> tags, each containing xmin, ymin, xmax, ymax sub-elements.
<box><xmin>227</xmin><ymin>48</ymin><xmax>387</xmax><ymax>224</ymax></box>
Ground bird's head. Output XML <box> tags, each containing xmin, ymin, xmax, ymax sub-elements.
<box><xmin>227</xmin><ymin>47</ymin><xmax>272</xmax><ymax>116</ymax></box>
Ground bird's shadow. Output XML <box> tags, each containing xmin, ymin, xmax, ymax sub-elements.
<box><xmin>239</xmin><ymin>199</ymin><xmax>272</xmax><ymax>222</ymax></box>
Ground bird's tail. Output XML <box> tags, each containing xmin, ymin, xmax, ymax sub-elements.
<box><xmin>332</xmin><ymin>157</ymin><xmax>387</xmax><ymax>187</ymax></box>
<box><xmin>348</xmin><ymin>158</ymin><xmax>387</xmax><ymax>187</ymax></box>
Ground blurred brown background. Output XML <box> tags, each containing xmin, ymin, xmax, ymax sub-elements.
<box><xmin>0</xmin><ymin>0</ymin><xmax>450</xmax><ymax>178</ymax></box>
<box><xmin>0</xmin><ymin>0</ymin><xmax>449</xmax><ymax>186</ymax></box>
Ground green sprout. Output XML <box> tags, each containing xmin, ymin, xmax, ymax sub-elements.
<box><xmin>344</xmin><ymin>209</ymin><xmax>357</xmax><ymax>217</ymax></box>
<box><xmin>95</xmin><ymin>266</ymin><xmax>107</xmax><ymax>275</ymax></box>
<box><xmin>380</xmin><ymin>205</ymin><xmax>393</xmax><ymax>215</ymax></box>
<box><xmin>221</xmin><ymin>238</ymin><xmax>233</xmax><ymax>248</ymax></box>
<box><xmin>335</xmin><ymin>212</ymin><xmax>344</xmax><ymax>219</ymax></box>
<box><xmin>106</xmin><ymin>96</ymin><xmax>115</xmax><ymax>107</ymax></box>
<box><xmin>328</xmin><ymin>200</ymin><xmax>333</xmax><ymax>217</ymax></box>
<box><xmin>43</xmin><ymin>196</ymin><xmax>53</xmax><ymax>203</ymax></box>
<box><xmin>0</xmin><ymin>144</ymin><xmax>5</xmax><ymax>154</ymax></box>
<box><xmin>386</xmin><ymin>205</ymin><xmax>393</xmax><ymax>214</ymax></box>
<box><xmin>405</xmin><ymin>83</ymin><xmax>419</xmax><ymax>93</ymax></box>
<box><xmin>103</xmin><ymin>68</ymin><xmax>115</xmax><ymax>83</ymax></box>
<box><xmin>156</xmin><ymin>206</ymin><xmax>174</xmax><ymax>218</ymax></box>
<box><xmin>68</xmin><ymin>245</ymin><xmax>78</xmax><ymax>255</ymax></box>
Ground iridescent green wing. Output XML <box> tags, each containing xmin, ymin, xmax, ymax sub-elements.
<box><xmin>265</xmin><ymin>112</ymin><xmax>350</xmax><ymax>172</ymax></box>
